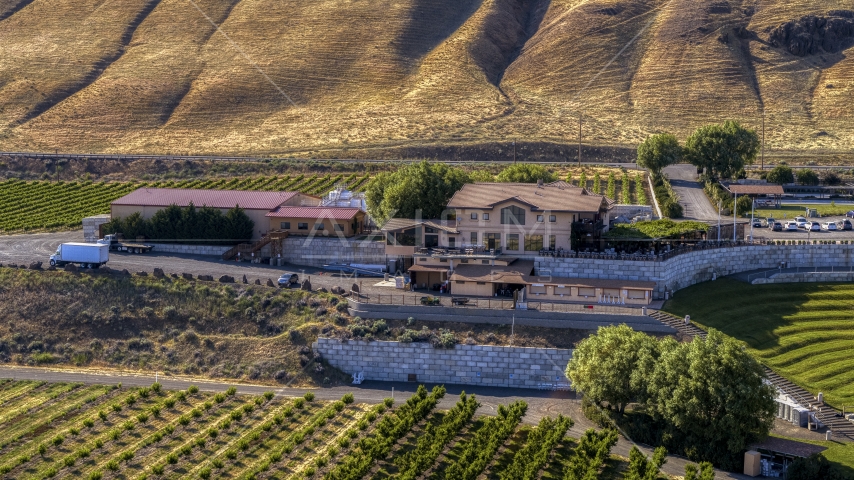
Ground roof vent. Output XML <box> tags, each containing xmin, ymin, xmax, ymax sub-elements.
<box><xmin>537</xmin><ymin>179</ymin><xmax>544</xmax><ymax>187</ymax></box>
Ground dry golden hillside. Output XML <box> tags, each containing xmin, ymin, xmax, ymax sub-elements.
<box><xmin>0</xmin><ymin>0</ymin><xmax>851</xmax><ymax>158</ymax></box>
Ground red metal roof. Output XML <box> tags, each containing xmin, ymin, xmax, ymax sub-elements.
<box><xmin>111</xmin><ymin>188</ymin><xmax>302</xmax><ymax>210</ymax></box>
<box><xmin>266</xmin><ymin>206</ymin><xmax>362</xmax><ymax>220</ymax></box>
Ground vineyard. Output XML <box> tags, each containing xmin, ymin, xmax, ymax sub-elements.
<box><xmin>0</xmin><ymin>173</ymin><xmax>373</xmax><ymax>233</ymax></box>
<box><xmin>0</xmin><ymin>380</ymin><xmax>627</xmax><ymax>480</ymax></box>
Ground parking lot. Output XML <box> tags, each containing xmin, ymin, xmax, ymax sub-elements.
<box><xmin>745</xmin><ymin>214</ymin><xmax>854</xmax><ymax>240</ymax></box>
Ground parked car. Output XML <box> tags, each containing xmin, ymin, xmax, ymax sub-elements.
<box><xmin>808</xmin><ymin>222</ymin><xmax>821</xmax><ymax>232</ymax></box>
<box><xmin>767</xmin><ymin>217</ymin><xmax>776</xmax><ymax>228</ymax></box>
<box><xmin>771</xmin><ymin>221</ymin><xmax>783</xmax><ymax>232</ymax></box>
<box><xmin>846</xmin><ymin>211</ymin><xmax>854</xmax><ymax>218</ymax></box>
<box><xmin>822</xmin><ymin>222</ymin><xmax>838</xmax><ymax>231</ymax></box>
<box><xmin>785</xmin><ymin>221</ymin><xmax>799</xmax><ymax>231</ymax></box>
<box><xmin>278</xmin><ymin>273</ymin><xmax>299</xmax><ymax>287</ymax></box>
<box><xmin>795</xmin><ymin>216</ymin><xmax>809</xmax><ymax>229</ymax></box>
<box><xmin>753</xmin><ymin>219</ymin><xmax>764</xmax><ymax>228</ymax></box>
<box><xmin>841</xmin><ymin>219</ymin><xmax>853</xmax><ymax>231</ymax></box>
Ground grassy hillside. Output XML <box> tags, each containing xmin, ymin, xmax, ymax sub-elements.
<box><xmin>663</xmin><ymin>278</ymin><xmax>854</xmax><ymax>408</ymax></box>
<box><xmin>0</xmin><ymin>0</ymin><xmax>852</xmax><ymax>157</ymax></box>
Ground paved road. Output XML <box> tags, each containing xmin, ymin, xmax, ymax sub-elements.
<box><xmin>0</xmin><ymin>365</ymin><xmax>746</xmax><ymax>479</ymax></box>
<box><xmin>663</xmin><ymin>164</ymin><xmax>719</xmax><ymax>221</ymax></box>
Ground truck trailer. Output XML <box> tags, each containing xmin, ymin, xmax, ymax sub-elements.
<box><xmin>97</xmin><ymin>234</ymin><xmax>154</xmax><ymax>253</ymax></box>
<box><xmin>49</xmin><ymin>243</ymin><xmax>109</xmax><ymax>268</ymax></box>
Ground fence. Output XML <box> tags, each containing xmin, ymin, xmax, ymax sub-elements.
<box><xmin>747</xmin><ymin>266</ymin><xmax>854</xmax><ymax>283</ymax></box>
<box><xmin>360</xmin><ymin>294</ymin><xmax>642</xmax><ymax>316</ymax></box>
<box><xmin>540</xmin><ymin>239</ymin><xmax>766</xmax><ymax>262</ymax></box>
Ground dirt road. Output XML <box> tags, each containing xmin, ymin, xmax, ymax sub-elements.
<box><xmin>663</xmin><ymin>164</ymin><xmax>719</xmax><ymax>221</ymax></box>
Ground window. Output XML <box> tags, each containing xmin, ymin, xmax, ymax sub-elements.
<box><xmin>298</xmin><ymin>222</ymin><xmax>308</xmax><ymax>230</ymax></box>
<box><xmin>483</xmin><ymin>213</ymin><xmax>489</xmax><ymax>221</ymax></box>
<box><xmin>578</xmin><ymin>287</ymin><xmax>596</xmax><ymax>297</ymax></box>
<box><xmin>440</xmin><ymin>258</ymin><xmax>448</xmax><ymax>262</ymax></box>
<box><xmin>500</xmin><ymin>205</ymin><xmax>525</xmax><ymax>225</ymax></box>
<box><xmin>476</xmin><ymin>282</ymin><xmax>486</xmax><ymax>285</ymax></box>
<box><xmin>549</xmin><ymin>215</ymin><xmax>556</xmax><ymax>222</ymax></box>
<box><xmin>280</xmin><ymin>222</ymin><xmax>291</xmax><ymax>229</ymax></box>
<box><xmin>456</xmin><ymin>280</ymin><xmax>465</xmax><ymax>284</ymax></box>
<box><xmin>524</xmin><ymin>234</ymin><xmax>544</xmax><ymax>251</ymax></box>
<box><xmin>481</xmin><ymin>260</ymin><xmax>490</xmax><ymax>264</ymax></box>
<box><xmin>549</xmin><ymin>235</ymin><xmax>556</xmax><ymax>250</ymax></box>
<box><xmin>482</xmin><ymin>233</ymin><xmax>500</xmax><ymax>249</ymax></box>
<box><xmin>506</xmin><ymin>234</ymin><xmax>519</xmax><ymax>251</ymax></box>
<box><xmin>386</xmin><ymin>233</ymin><xmax>395</xmax><ymax>245</ymax></box>
<box><xmin>425</xmin><ymin>227</ymin><xmax>437</xmax><ymax>233</ymax></box>
<box><xmin>334</xmin><ymin>224</ymin><xmax>344</xmax><ymax>231</ymax></box>
<box><xmin>395</xmin><ymin>228</ymin><xmax>416</xmax><ymax>246</ymax></box>
<box><xmin>471</xmin><ymin>212</ymin><xmax>478</xmax><ymax>220</ymax></box>
<box><xmin>627</xmin><ymin>289</ymin><xmax>647</xmax><ymax>299</ymax></box>
<box><xmin>537</xmin><ymin>215</ymin><xmax>544</xmax><ymax>223</ymax></box>
<box><xmin>460</xmin><ymin>259</ymin><xmax>469</xmax><ymax>263</ymax></box>
<box><xmin>470</xmin><ymin>232</ymin><xmax>477</xmax><ymax>244</ymax></box>
<box><xmin>448</xmin><ymin>237</ymin><xmax>456</xmax><ymax>248</ymax></box>
<box><xmin>313</xmin><ymin>223</ymin><xmax>324</xmax><ymax>230</ymax></box>
<box><xmin>530</xmin><ymin>284</ymin><xmax>546</xmax><ymax>295</ymax></box>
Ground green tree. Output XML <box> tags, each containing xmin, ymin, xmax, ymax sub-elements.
<box><xmin>621</xmin><ymin>172</ymin><xmax>631</xmax><ymax>204</ymax></box>
<box><xmin>786</xmin><ymin>454</ymin><xmax>849</xmax><ymax>480</ymax></box>
<box><xmin>469</xmin><ymin>170</ymin><xmax>495</xmax><ymax>182</ymax></box>
<box><xmin>565</xmin><ymin>172</ymin><xmax>573</xmax><ymax>184</ymax></box>
<box><xmin>578</xmin><ymin>171</ymin><xmax>588</xmax><ymax>189</ymax></box>
<box><xmin>565</xmin><ymin>325</ymin><xmax>659</xmax><ymax>414</ymax></box>
<box><xmin>223</xmin><ymin>206</ymin><xmax>254</xmax><ymax>243</ymax></box>
<box><xmin>765</xmin><ymin>164</ymin><xmax>794</xmax><ymax>184</ymax></box>
<box><xmin>496</xmin><ymin>163</ymin><xmax>557</xmax><ymax>183</ymax></box>
<box><xmin>637</xmin><ymin>133</ymin><xmax>682</xmax><ymax>176</ymax></box>
<box><xmin>796</xmin><ymin>168</ymin><xmax>819</xmax><ymax>186</ymax></box>
<box><xmin>684</xmin><ymin>461</ymin><xmax>714</xmax><ymax>480</ymax></box>
<box><xmin>365</xmin><ymin>161</ymin><xmax>470</xmax><ymax>223</ymax></box>
<box><xmin>646</xmin><ymin>330</ymin><xmax>776</xmax><ymax>468</ymax></box>
<box><xmin>606</xmin><ymin>172</ymin><xmax>616</xmax><ymax>200</ymax></box>
<box><xmin>593</xmin><ymin>172</ymin><xmax>602</xmax><ymax>195</ymax></box>
<box><xmin>684</xmin><ymin>121</ymin><xmax>760</xmax><ymax>180</ymax></box>
<box><xmin>624</xmin><ymin>446</ymin><xmax>667</xmax><ymax>480</ymax></box>
<box><xmin>735</xmin><ymin>195</ymin><xmax>753</xmax><ymax>217</ymax></box>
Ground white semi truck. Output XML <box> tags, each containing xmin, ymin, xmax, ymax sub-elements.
<box><xmin>49</xmin><ymin>243</ymin><xmax>109</xmax><ymax>268</ymax></box>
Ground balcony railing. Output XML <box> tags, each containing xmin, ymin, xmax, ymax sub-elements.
<box><xmin>571</xmin><ymin>220</ymin><xmax>604</xmax><ymax>234</ymax></box>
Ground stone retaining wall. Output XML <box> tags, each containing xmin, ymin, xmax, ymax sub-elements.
<box><xmin>313</xmin><ymin>337</ymin><xmax>572</xmax><ymax>388</ymax></box>
<box><xmin>537</xmin><ymin>244</ymin><xmax>854</xmax><ymax>299</ymax></box>
<box><xmin>276</xmin><ymin>237</ymin><xmax>386</xmax><ymax>267</ymax></box>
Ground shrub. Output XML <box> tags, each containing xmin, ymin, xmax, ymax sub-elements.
<box><xmin>178</xmin><ymin>416</ymin><xmax>191</xmax><ymax>426</ymax></box>
<box><xmin>333</xmin><ymin>400</ymin><xmax>345</xmax><ymax>412</ymax></box>
<box><xmin>51</xmin><ymin>435</ymin><xmax>64</xmax><ymax>446</ymax></box>
<box><xmin>188</xmin><ymin>385</ymin><xmax>199</xmax><ymax>394</ymax></box>
<box><xmin>214</xmin><ymin>393</ymin><xmax>226</xmax><ymax>403</ymax></box>
<box><xmin>77</xmin><ymin>447</ymin><xmax>90</xmax><ymax>458</ymax></box>
<box><xmin>38</xmin><ymin>443</ymin><xmax>47</xmax><ymax>455</ymax></box>
<box><xmin>63</xmin><ymin>457</ymin><xmax>76</xmax><ymax>467</ymax></box>
<box><xmin>303</xmin><ymin>392</ymin><xmax>315</xmax><ymax>402</ymax></box>
<box><xmin>225</xmin><ymin>450</ymin><xmax>237</xmax><ymax>460</ymax></box>
<box><xmin>123</xmin><ymin>420</ymin><xmax>135</xmax><ymax>431</ymax></box>
<box><xmin>164</xmin><ymin>398</ymin><xmax>176</xmax><ymax>408</ymax></box>
<box><xmin>200</xmin><ymin>467</ymin><xmax>212</xmax><ymax>479</ymax></box>
<box><xmin>70</xmin><ymin>427</ymin><xmax>79</xmax><ymax>436</ymax></box>
<box><xmin>242</xmin><ymin>404</ymin><xmax>254</xmax><ymax>413</ymax></box>
<box><xmin>139</xmin><ymin>387</ymin><xmax>150</xmax><ymax>398</ymax></box>
<box><xmin>137</xmin><ymin>413</ymin><xmax>149</xmax><ymax>423</ymax></box>
<box><xmin>152</xmin><ymin>464</ymin><xmax>165</xmax><ymax>474</ymax></box>
<box><xmin>112</xmin><ymin>404</ymin><xmax>122</xmax><ymax>412</ymax></box>
<box><xmin>95</xmin><ymin>439</ymin><xmax>104</xmax><ymax>449</ymax></box>
<box><xmin>176</xmin><ymin>391</ymin><xmax>187</xmax><ymax>402</ymax></box>
<box><xmin>167</xmin><ymin>453</ymin><xmax>179</xmax><ymax>464</ymax></box>
<box><xmin>263</xmin><ymin>391</ymin><xmax>275</xmax><ymax>401</ymax></box>
<box><xmin>384</xmin><ymin>397</ymin><xmax>394</xmax><ymax>407</ymax></box>
<box><xmin>226</xmin><ymin>386</ymin><xmax>237</xmax><ymax>396</ymax></box>
<box><xmin>106</xmin><ymin>460</ymin><xmax>119</xmax><ymax>471</ymax></box>
<box><xmin>294</xmin><ymin>398</ymin><xmax>305</xmax><ymax>409</ymax></box>
<box><xmin>208</xmin><ymin>428</ymin><xmax>219</xmax><ymax>438</ymax></box>
<box><xmin>120</xmin><ymin>450</ymin><xmax>134</xmax><ymax>462</ymax></box>
<box><xmin>180</xmin><ymin>444</ymin><xmax>192</xmax><ymax>456</ymax></box>
<box><xmin>212</xmin><ymin>459</ymin><xmax>224</xmax><ymax>468</ymax></box>
<box><xmin>125</xmin><ymin>394</ymin><xmax>137</xmax><ymax>406</ymax></box>
<box><xmin>98</xmin><ymin>410</ymin><xmax>108</xmax><ymax>421</ymax></box>
<box><xmin>89</xmin><ymin>471</ymin><xmax>102</xmax><ymax>480</ymax></box>
<box><xmin>109</xmin><ymin>429</ymin><xmax>121</xmax><ymax>440</ymax></box>
<box><xmin>230</xmin><ymin>411</ymin><xmax>242</xmax><ymax>421</ymax></box>
<box><xmin>191</xmin><ymin>408</ymin><xmax>202</xmax><ymax>418</ymax></box>
<box><xmin>151</xmin><ymin>382</ymin><xmax>162</xmax><ymax>392</ymax></box>
<box><xmin>341</xmin><ymin>393</ymin><xmax>354</xmax><ymax>404</ymax></box>
<box><xmin>83</xmin><ymin>418</ymin><xmax>95</xmax><ymax>428</ymax></box>
<box><xmin>151</xmin><ymin>405</ymin><xmax>161</xmax><ymax>417</ymax></box>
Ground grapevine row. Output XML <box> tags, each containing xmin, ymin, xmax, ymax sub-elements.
<box><xmin>497</xmin><ymin>415</ymin><xmax>573</xmax><ymax>480</ymax></box>
<box><xmin>441</xmin><ymin>400</ymin><xmax>528</xmax><ymax>480</ymax></box>
<box><xmin>393</xmin><ymin>392</ymin><xmax>480</xmax><ymax>479</ymax></box>
<box><xmin>324</xmin><ymin>385</ymin><xmax>446</xmax><ymax>480</ymax></box>
<box><xmin>562</xmin><ymin>428</ymin><xmax>619</xmax><ymax>480</ymax></box>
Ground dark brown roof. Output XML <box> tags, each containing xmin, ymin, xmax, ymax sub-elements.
<box><xmin>380</xmin><ymin>218</ymin><xmax>460</xmax><ymax>234</ymax></box>
<box><xmin>750</xmin><ymin>437</ymin><xmax>826</xmax><ymax>458</ymax></box>
<box><xmin>729</xmin><ymin>185</ymin><xmax>785</xmax><ymax>195</ymax></box>
<box><xmin>112</xmin><ymin>188</ymin><xmax>308</xmax><ymax>210</ymax></box>
<box><xmin>447</xmin><ymin>182</ymin><xmax>607</xmax><ymax>213</ymax></box>
<box><xmin>450</xmin><ymin>260</ymin><xmax>536</xmax><ymax>284</ymax></box>
<box><xmin>522</xmin><ymin>276</ymin><xmax>655</xmax><ymax>290</ymax></box>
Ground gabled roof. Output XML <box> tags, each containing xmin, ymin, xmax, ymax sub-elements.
<box><xmin>447</xmin><ymin>182</ymin><xmax>606</xmax><ymax>213</ymax></box>
<box><xmin>111</xmin><ymin>188</ymin><xmax>307</xmax><ymax>210</ymax></box>
<box><xmin>380</xmin><ymin>218</ymin><xmax>460</xmax><ymax>234</ymax></box>
<box><xmin>728</xmin><ymin>184</ymin><xmax>785</xmax><ymax>195</ymax></box>
<box><xmin>450</xmin><ymin>260</ymin><xmax>536</xmax><ymax>284</ymax></box>
<box><xmin>266</xmin><ymin>206</ymin><xmax>362</xmax><ymax>220</ymax></box>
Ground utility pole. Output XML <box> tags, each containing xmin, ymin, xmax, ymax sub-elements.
<box><xmin>761</xmin><ymin>109</ymin><xmax>766</xmax><ymax>170</ymax></box>
<box><xmin>513</xmin><ymin>140</ymin><xmax>516</xmax><ymax>164</ymax></box>
<box><xmin>750</xmin><ymin>197</ymin><xmax>755</xmax><ymax>242</ymax></box>
<box><xmin>577</xmin><ymin>115</ymin><xmax>582</xmax><ymax>166</ymax></box>
<box><xmin>717</xmin><ymin>202</ymin><xmax>721</xmax><ymax>244</ymax></box>
<box><xmin>733</xmin><ymin>192</ymin><xmax>737</xmax><ymax>242</ymax></box>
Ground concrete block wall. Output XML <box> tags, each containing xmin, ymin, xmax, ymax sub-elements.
<box><xmin>278</xmin><ymin>237</ymin><xmax>385</xmax><ymax>267</ymax></box>
<box><xmin>146</xmin><ymin>243</ymin><xmax>232</xmax><ymax>256</ymax></box>
<box><xmin>537</xmin><ymin>244</ymin><xmax>854</xmax><ymax>299</ymax></box>
<box><xmin>82</xmin><ymin>215</ymin><xmax>111</xmax><ymax>242</ymax></box>
<box><xmin>753</xmin><ymin>271</ymin><xmax>854</xmax><ymax>285</ymax></box>
<box><xmin>314</xmin><ymin>338</ymin><xmax>572</xmax><ymax>388</ymax></box>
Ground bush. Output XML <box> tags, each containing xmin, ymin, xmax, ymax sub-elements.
<box><xmin>151</xmin><ymin>382</ymin><xmax>162</xmax><ymax>393</ymax></box>
<box><xmin>226</xmin><ymin>386</ymin><xmax>237</xmax><ymax>396</ymax></box>
<box><xmin>304</xmin><ymin>392</ymin><xmax>315</xmax><ymax>402</ymax></box>
<box><xmin>342</xmin><ymin>393</ymin><xmax>354</xmax><ymax>404</ymax></box>
<box><xmin>188</xmin><ymin>385</ymin><xmax>199</xmax><ymax>394</ymax></box>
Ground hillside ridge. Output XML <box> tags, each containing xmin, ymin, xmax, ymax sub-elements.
<box><xmin>0</xmin><ymin>0</ymin><xmax>851</xmax><ymax>158</ymax></box>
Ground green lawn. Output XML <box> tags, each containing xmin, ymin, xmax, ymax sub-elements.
<box><xmin>663</xmin><ymin>278</ymin><xmax>854</xmax><ymax>408</ymax></box>
<box><xmin>751</xmin><ymin>204</ymin><xmax>852</xmax><ymax>220</ymax></box>
<box><xmin>770</xmin><ymin>433</ymin><xmax>854</xmax><ymax>475</ymax></box>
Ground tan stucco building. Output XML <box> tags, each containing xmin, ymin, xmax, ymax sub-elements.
<box><xmin>110</xmin><ymin>188</ymin><xmax>320</xmax><ymax>240</ymax></box>
<box><xmin>266</xmin><ymin>206</ymin><xmax>367</xmax><ymax>238</ymax></box>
